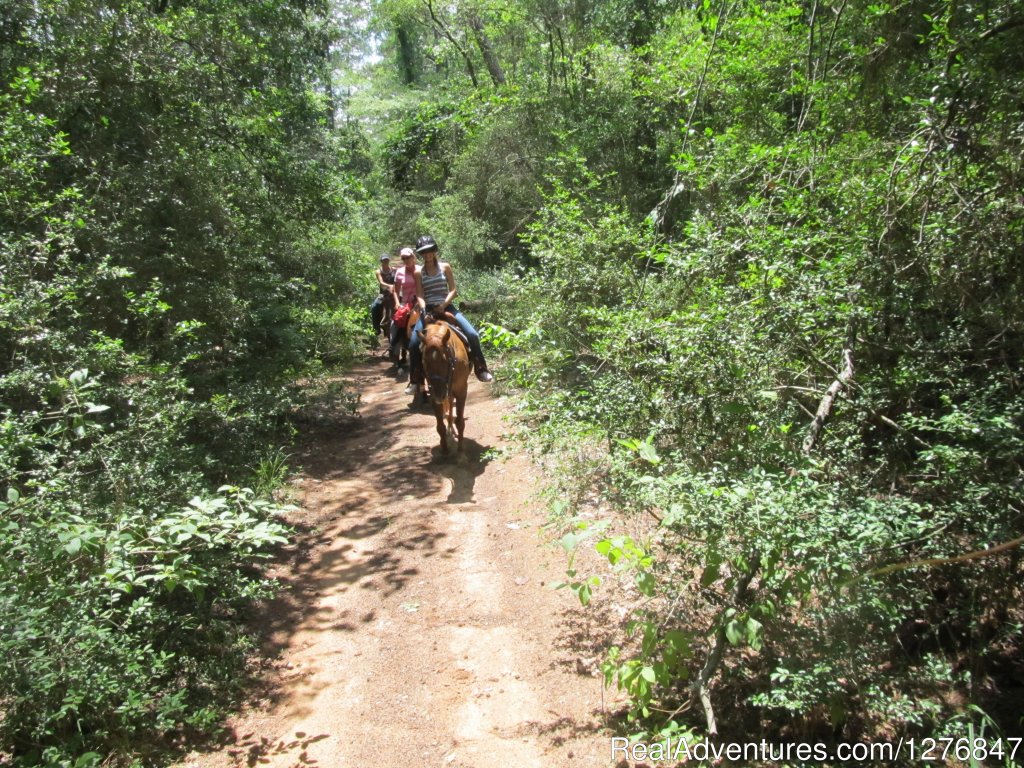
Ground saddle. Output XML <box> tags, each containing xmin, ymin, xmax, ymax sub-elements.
<box><xmin>426</xmin><ymin>310</ymin><xmax>469</xmax><ymax>349</ymax></box>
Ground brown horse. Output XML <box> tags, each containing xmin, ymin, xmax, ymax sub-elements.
<box><xmin>421</xmin><ymin>319</ymin><xmax>470</xmax><ymax>455</ymax></box>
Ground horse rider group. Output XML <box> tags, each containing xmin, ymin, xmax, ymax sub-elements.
<box><xmin>371</xmin><ymin>235</ymin><xmax>494</xmax><ymax>399</ymax></box>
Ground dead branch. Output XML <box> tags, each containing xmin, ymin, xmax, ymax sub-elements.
<box><xmin>802</xmin><ymin>329</ymin><xmax>855</xmax><ymax>454</ymax></box>
<box><xmin>852</xmin><ymin>533</ymin><xmax>1024</xmax><ymax>583</ymax></box>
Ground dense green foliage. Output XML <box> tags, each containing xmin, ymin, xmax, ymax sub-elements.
<box><xmin>1</xmin><ymin>0</ymin><xmax>370</xmax><ymax>763</ymax></box>
<box><xmin>358</xmin><ymin>0</ymin><xmax>1024</xmax><ymax>753</ymax></box>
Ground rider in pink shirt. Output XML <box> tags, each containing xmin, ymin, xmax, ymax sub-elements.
<box><xmin>388</xmin><ymin>247</ymin><xmax>418</xmax><ymax>362</ymax></box>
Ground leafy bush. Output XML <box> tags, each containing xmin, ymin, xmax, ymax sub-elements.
<box><xmin>0</xmin><ymin>3</ymin><xmax>362</xmax><ymax>763</ymax></box>
<box><xmin>0</xmin><ymin>485</ymin><xmax>288</xmax><ymax>764</ymax></box>
<box><xmin>504</xmin><ymin>0</ymin><xmax>1024</xmax><ymax>747</ymax></box>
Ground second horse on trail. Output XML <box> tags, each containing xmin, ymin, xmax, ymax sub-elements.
<box><xmin>421</xmin><ymin>316</ymin><xmax>470</xmax><ymax>456</ymax></box>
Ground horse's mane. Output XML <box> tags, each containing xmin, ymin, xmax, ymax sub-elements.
<box><xmin>423</xmin><ymin>321</ymin><xmax>452</xmax><ymax>354</ymax></box>
<box><xmin>426</xmin><ymin>319</ymin><xmax>461</xmax><ymax>364</ymax></box>
<box><xmin>423</xmin><ymin>321</ymin><xmax>468</xmax><ymax>403</ymax></box>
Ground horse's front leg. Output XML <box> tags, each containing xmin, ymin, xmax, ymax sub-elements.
<box><xmin>454</xmin><ymin>392</ymin><xmax>466</xmax><ymax>455</ymax></box>
<box><xmin>433</xmin><ymin>401</ymin><xmax>448</xmax><ymax>454</ymax></box>
<box><xmin>446</xmin><ymin>397</ymin><xmax>456</xmax><ymax>441</ymax></box>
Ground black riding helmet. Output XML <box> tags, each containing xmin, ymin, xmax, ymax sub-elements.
<box><xmin>415</xmin><ymin>235</ymin><xmax>438</xmax><ymax>254</ymax></box>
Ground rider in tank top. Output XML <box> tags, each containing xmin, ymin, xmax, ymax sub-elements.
<box><xmin>404</xmin><ymin>235</ymin><xmax>493</xmax><ymax>395</ymax></box>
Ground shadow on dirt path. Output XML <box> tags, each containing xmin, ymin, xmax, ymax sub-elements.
<box><xmin>180</xmin><ymin>350</ymin><xmax>624</xmax><ymax>768</ymax></box>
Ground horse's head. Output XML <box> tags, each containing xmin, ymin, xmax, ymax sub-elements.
<box><xmin>423</xmin><ymin>323</ymin><xmax>453</xmax><ymax>403</ymax></box>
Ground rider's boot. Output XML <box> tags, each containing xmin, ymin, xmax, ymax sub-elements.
<box><xmin>474</xmin><ymin>357</ymin><xmax>494</xmax><ymax>383</ymax></box>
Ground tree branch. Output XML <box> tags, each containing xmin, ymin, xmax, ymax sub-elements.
<box><xmin>691</xmin><ymin>554</ymin><xmax>760</xmax><ymax>736</ymax></box>
<box><xmin>424</xmin><ymin>0</ymin><xmax>479</xmax><ymax>87</ymax></box>
<box><xmin>649</xmin><ymin>0</ymin><xmax>732</xmax><ymax>233</ymax></box>
<box><xmin>854</xmin><ymin>533</ymin><xmax>1024</xmax><ymax>582</ymax></box>
<box><xmin>802</xmin><ymin>327</ymin><xmax>855</xmax><ymax>454</ymax></box>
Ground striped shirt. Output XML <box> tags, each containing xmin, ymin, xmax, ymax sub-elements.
<box><xmin>421</xmin><ymin>264</ymin><xmax>450</xmax><ymax>306</ymax></box>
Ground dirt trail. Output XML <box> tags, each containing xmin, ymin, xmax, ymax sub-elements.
<box><xmin>184</xmin><ymin>352</ymin><xmax>622</xmax><ymax>768</ymax></box>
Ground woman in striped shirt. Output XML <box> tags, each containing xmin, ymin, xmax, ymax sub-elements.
<box><xmin>405</xmin><ymin>234</ymin><xmax>493</xmax><ymax>397</ymax></box>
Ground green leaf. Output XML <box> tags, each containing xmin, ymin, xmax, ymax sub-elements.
<box><xmin>700</xmin><ymin>554</ymin><xmax>721</xmax><ymax>587</ymax></box>
<box><xmin>559</xmin><ymin>531</ymin><xmax>583</xmax><ymax>552</ymax></box>
<box><xmin>74</xmin><ymin>752</ymin><xmax>102</xmax><ymax>768</ymax></box>
<box><xmin>746</xmin><ymin>617</ymin><xmax>764</xmax><ymax>651</ymax></box>
<box><xmin>637</xmin><ymin>440</ymin><xmax>661</xmax><ymax>464</ymax></box>
<box><xmin>725</xmin><ymin>619</ymin><xmax>743</xmax><ymax>646</ymax></box>
<box><xmin>576</xmin><ymin>582</ymin><xmax>592</xmax><ymax>606</ymax></box>
<box><xmin>636</xmin><ymin>570</ymin><xmax>656</xmax><ymax>597</ymax></box>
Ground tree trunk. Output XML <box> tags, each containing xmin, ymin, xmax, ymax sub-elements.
<box><xmin>396</xmin><ymin>24</ymin><xmax>417</xmax><ymax>85</ymax></box>
<box><xmin>692</xmin><ymin>555</ymin><xmax>761</xmax><ymax>736</ymax></box>
<box><xmin>466</xmin><ymin>12</ymin><xmax>506</xmax><ymax>86</ymax></box>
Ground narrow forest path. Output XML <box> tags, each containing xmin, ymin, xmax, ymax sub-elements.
<box><xmin>183</xmin><ymin>350</ymin><xmax>623</xmax><ymax>768</ymax></box>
